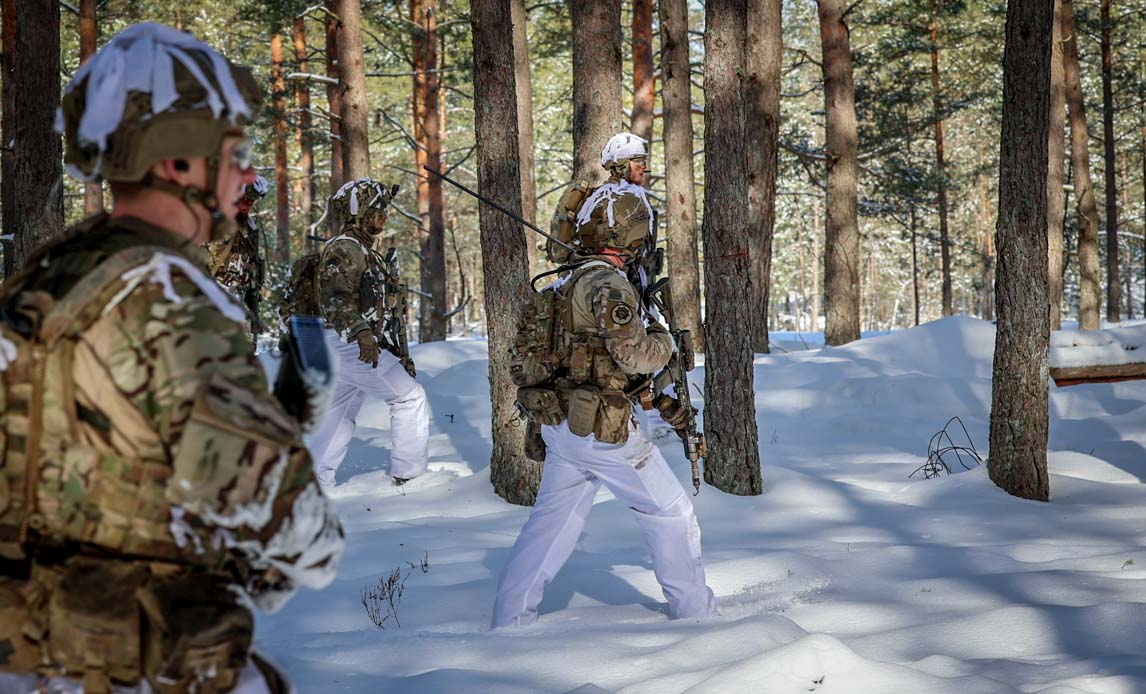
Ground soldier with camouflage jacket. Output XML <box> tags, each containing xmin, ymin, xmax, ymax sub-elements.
<box><xmin>0</xmin><ymin>24</ymin><xmax>342</xmax><ymax>693</ymax></box>
<box><xmin>491</xmin><ymin>133</ymin><xmax>716</xmax><ymax>628</ymax></box>
<box><xmin>302</xmin><ymin>179</ymin><xmax>430</xmax><ymax>488</ymax></box>
<box><xmin>206</xmin><ymin>174</ymin><xmax>268</xmax><ymax>337</ymax></box>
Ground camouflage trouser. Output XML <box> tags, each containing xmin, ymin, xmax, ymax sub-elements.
<box><xmin>0</xmin><ymin>656</ymin><xmax>291</xmax><ymax>693</ymax></box>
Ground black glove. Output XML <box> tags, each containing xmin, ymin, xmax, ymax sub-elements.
<box><xmin>355</xmin><ymin>329</ymin><xmax>381</xmax><ymax>368</ymax></box>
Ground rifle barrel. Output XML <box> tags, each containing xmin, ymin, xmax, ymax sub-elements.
<box><xmin>423</xmin><ymin>166</ymin><xmax>578</xmax><ymax>254</ymax></box>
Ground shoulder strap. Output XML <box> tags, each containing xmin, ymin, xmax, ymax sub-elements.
<box><xmin>208</xmin><ymin>231</ymin><xmax>241</xmax><ymax>277</ymax></box>
<box><xmin>39</xmin><ymin>245</ymin><xmax>180</xmax><ymax>346</ymax></box>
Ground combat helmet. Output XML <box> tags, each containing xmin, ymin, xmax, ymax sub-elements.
<box><xmin>600</xmin><ymin>132</ymin><xmax>648</xmax><ymax>179</ymax></box>
<box><xmin>567</xmin><ymin>133</ymin><xmax>655</xmax><ymax>259</ymax></box>
<box><xmin>58</xmin><ymin>22</ymin><xmax>262</xmax><ymax>237</ymax></box>
<box><xmin>329</xmin><ymin>179</ymin><xmax>400</xmax><ymax>234</ymax></box>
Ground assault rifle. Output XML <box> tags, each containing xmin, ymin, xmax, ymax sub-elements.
<box><xmin>645</xmin><ymin>277</ymin><xmax>707</xmax><ymax>494</ymax></box>
<box><xmin>379</xmin><ymin>247</ymin><xmax>416</xmax><ymax>377</ymax></box>
<box><xmin>422</xmin><ymin>166</ymin><xmax>579</xmax><ymax>255</ymax></box>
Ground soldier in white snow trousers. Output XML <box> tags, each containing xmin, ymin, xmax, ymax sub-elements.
<box><xmin>492</xmin><ymin>133</ymin><xmax>716</xmax><ymax>627</ymax></box>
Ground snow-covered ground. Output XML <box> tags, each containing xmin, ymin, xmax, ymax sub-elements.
<box><xmin>258</xmin><ymin>317</ymin><xmax>1146</xmax><ymax>693</ymax></box>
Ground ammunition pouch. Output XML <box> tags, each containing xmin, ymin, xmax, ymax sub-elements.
<box><xmin>48</xmin><ymin>557</ymin><xmax>146</xmax><ymax>686</ymax></box>
<box><xmin>516</xmin><ymin>387</ymin><xmax>564</xmax><ymax>427</ymax></box>
<box><xmin>0</xmin><ymin>557</ymin><xmax>255</xmax><ymax>693</ymax></box>
<box><xmin>138</xmin><ymin>572</ymin><xmax>254</xmax><ymax>693</ymax></box>
<box><xmin>565</xmin><ymin>386</ymin><xmax>631</xmax><ymax>444</ymax></box>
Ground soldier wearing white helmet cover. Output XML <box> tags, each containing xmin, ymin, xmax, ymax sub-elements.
<box><xmin>491</xmin><ymin>133</ymin><xmax>716</xmax><ymax>628</ymax></box>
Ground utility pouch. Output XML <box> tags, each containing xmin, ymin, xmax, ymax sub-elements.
<box><xmin>138</xmin><ymin>573</ymin><xmax>254</xmax><ymax>694</ymax></box>
<box><xmin>47</xmin><ymin>557</ymin><xmax>146</xmax><ymax>685</ymax></box>
<box><xmin>516</xmin><ymin>387</ymin><xmax>564</xmax><ymax>426</ymax></box>
<box><xmin>568</xmin><ymin>343</ymin><xmax>591</xmax><ymax>383</ymax></box>
<box><xmin>0</xmin><ymin>574</ymin><xmax>45</xmax><ymax>673</ymax></box>
<box><xmin>594</xmin><ymin>391</ymin><xmax>632</xmax><ymax>444</ymax></box>
<box><xmin>523</xmin><ymin>418</ymin><xmax>546</xmax><ymax>463</ymax></box>
<box><xmin>566</xmin><ymin>387</ymin><xmax>600</xmax><ymax>438</ymax></box>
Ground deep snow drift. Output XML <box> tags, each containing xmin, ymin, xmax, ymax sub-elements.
<box><xmin>258</xmin><ymin>317</ymin><xmax>1146</xmax><ymax>693</ymax></box>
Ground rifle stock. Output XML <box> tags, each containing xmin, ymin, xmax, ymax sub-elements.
<box><xmin>646</xmin><ymin>277</ymin><xmax>707</xmax><ymax>494</ymax></box>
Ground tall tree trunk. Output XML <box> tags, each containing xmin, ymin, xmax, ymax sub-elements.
<box><xmin>1048</xmin><ymin>0</ymin><xmax>1066</xmax><ymax>329</ymax></box>
<box><xmin>631</xmin><ymin>0</ymin><xmax>655</xmax><ymax>154</ymax></box>
<box><xmin>3</xmin><ymin>0</ymin><xmax>62</xmax><ymax>274</ymax></box>
<box><xmin>1100</xmin><ymin>0</ymin><xmax>1119</xmax><ymax>322</ymax></box>
<box><xmin>294</xmin><ymin>17</ymin><xmax>315</xmax><ymax>229</ymax></box>
<box><xmin>746</xmin><ymin>0</ymin><xmax>781</xmax><ymax>353</ymax></box>
<box><xmin>702</xmin><ymin>0</ymin><xmax>762</xmax><ymax>496</ymax></box>
<box><xmin>571</xmin><ymin>0</ymin><xmax>622</xmax><ymax>183</ymax></box>
<box><xmin>818</xmin><ymin>0</ymin><xmax>861</xmax><ymax>345</ymax></box>
<box><xmin>271</xmin><ymin>31</ymin><xmax>291</xmax><ymax>264</ymax></box>
<box><xmin>411</xmin><ymin>0</ymin><xmax>447</xmax><ymax>342</ymax></box>
<box><xmin>470</xmin><ymin>0</ymin><xmax>538</xmax><ymax>505</ymax></box>
<box><xmin>658</xmin><ymin>0</ymin><xmax>704</xmax><ymax>353</ymax></box>
<box><xmin>990</xmin><ymin>0</ymin><xmax>1052</xmax><ymax>503</ymax></box>
<box><xmin>911</xmin><ymin>204</ymin><xmax>921</xmax><ymax>326</ymax></box>
<box><xmin>336</xmin><ymin>0</ymin><xmax>370</xmax><ymax>180</ymax></box>
<box><xmin>929</xmin><ymin>0</ymin><xmax>952</xmax><ymax>317</ymax></box>
<box><xmin>510</xmin><ymin>0</ymin><xmax>537</xmax><ymax>270</ymax></box>
<box><xmin>1</xmin><ymin>0</ymin><xmax>13</xmax><ymax>277</ymax></box>
<box><xmin>79</xmin><ymin>0</ymin><xmax>102</xmax><ymax>216</ymax></box>
<box><xmin>325</xmin><ymin>1</ymin><xmax>345</xmax><ymax>194</ymax></box>
<box><xmin>1062</xmin><ymin>0</ymin><xmax>1101</xmax><ymax>330</ymax></box>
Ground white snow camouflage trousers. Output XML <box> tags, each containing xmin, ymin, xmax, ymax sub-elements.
<box><xmin>306</xmin><ymin>330</ymin><xmax>430</xmax><ymax>486</ymax></box>
<box><xmin>492</xmin><ymin>419</ymin><xmax>716</xmax><ymax>627</ymax></box>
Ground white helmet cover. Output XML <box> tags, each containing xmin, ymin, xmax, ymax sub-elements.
<box><xmin>600</xmin><ymin>133</ymin><xmax>648</xmax><ymax>167</ymax></box>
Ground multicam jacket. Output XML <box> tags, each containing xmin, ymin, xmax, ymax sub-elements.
<box><xmin>315</xmin><ymin>226</ymin><xmax>392</xmax><ymax>342</ymax></box>
<box><xmin>0</xmin><ymin>214</ymin><xmax>343</xmax><ymax>683</ymax></box>
<box><xmin>522</xmin><ymin>260</ymin><xmax>672</xmax><ymax>445</ymax></box>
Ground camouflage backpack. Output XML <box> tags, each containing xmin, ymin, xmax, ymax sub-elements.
<box><xmin>280</xmin><ymin>251</ymin><xmax>323</xmax><ymax>323</ymax></box>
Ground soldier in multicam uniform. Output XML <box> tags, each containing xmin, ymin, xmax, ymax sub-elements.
<box><xmin>491</xmin><ymin>133</ymin><xmax>716</xmax><ymax>628</ymax></box>
<box><xmin>301</xmin><ymin>179</ymin><xmax>430</xmax><ymax>488</ymax></box>
<box><xmin>0</xmin><ymin>24</ymin><xmax>342</xmax><ymax>692</ymax></box>
<box><xmin>206</xmin><ymin>174</ymin><xmax>269</xmax><ymax>337</ymax></box>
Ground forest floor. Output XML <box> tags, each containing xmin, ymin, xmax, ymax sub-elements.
<box><xmin>257</xmin><ymin>316</ymin><xmax>1146</xmax><ymax>693</ymax></box>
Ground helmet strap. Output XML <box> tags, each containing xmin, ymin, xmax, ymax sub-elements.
<box><xmin>141</xmin><ymin>153</ymin><xmax>233</xmax><ymax>243</ymax></box>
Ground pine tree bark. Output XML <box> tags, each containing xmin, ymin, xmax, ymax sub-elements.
<box><xmin>325</xmin><ymin>0</ymin><xmax>345</xmax><ymax>208</ymax></box>
<box><xmin>818</xmin><ymin>0</ymin><xmax>861</xmax><ymax>345</ymax></box>
<box><xmin>1</xmin><ymin>0</ymin><xmax>14</xmax><ymax>276</ymax></box>
<box><xmin>336</xmin><ymin>0</ymin><xmax>370</xmax><ymax>180</ymax></box>
<box><xmin>1062</xmin><ymin>0</ymin><xmax>1100</xmax><ymax>330</ymax></box>
<box><xmin>294</xmin><ymin>17</ymin><xmax>315</xmax><ymax>228</ymax></box>
<box><xmin>271</xmin><ymin>31</ymin><xmax>291</xmax><ymax>263</ymax></box>
<box><xmin>1047</xmin><ymin>0</ymin><xmax>1066</xmax><ymax>330</ymax></box>
<box><xmin>79</xmin><ymin>0</ymin><xmax>102</xmax><ymax>217</ymax></box>
<box><xmin>746</xmin><ymin>0</ymin><xmax>781</xmax><ymax>353</ymax></box>
<box><xmin>411</xmin><ymin>0</ymin><xmax>447</xmax><ymax>342</ymax></box>
<box><xmin>510</xmin><ymin>0</ymin><xmax>537</xmax><ymax>270</ymax></box>
<box><xmin>571</xmin><ymin>0</ymin><xmax>622</xmax><ymax>183</ymax></box>
<box><xmin>631</xmin><ymin>0</ymin><xmax>655</xmax><ymax>154</ymax></box>
<box><xmin>658</xmin><ymin>0</ymin><xmax>704</xmax><ymax>353</ymax></box>
<box><xmin>702</xmin><ymin>0</ymin><xmax>762</xmax><ymax>496</ymax></box>
<box><xmin>2</xmin><ymin>0</ymin><xmax>62</xmax><ymax>274</ymax></box>
<box><xmin>929</xmin><ymin>0</ymin><xmax>952</xmax><ymax>317</ymax></box>
<box><xmin>989</xmin><ymin>0</ymin><xmax>1052</xmax><ymax>503</ymax></box>
<box><xmin>1100</xmin><ymin>0</ymin><xmax>1119</xmax><ymax>322</ymax></box>
<box><xmin>471</xmin><ymin>0</ymin><xmax>539</xmax><ymax>505</ymax></box>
